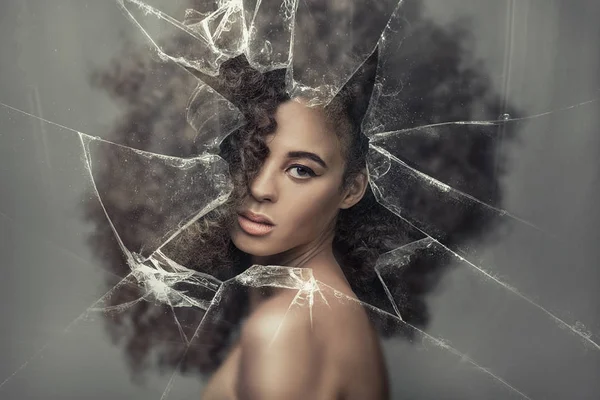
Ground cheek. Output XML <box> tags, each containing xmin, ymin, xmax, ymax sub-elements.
<box><xmin>229</xmin><ymin>178</ymin><xmax>345</xmax><ymax>256</ymax></box>
<box><xmin>279</xmin><ymin>182</ymin><xmax>342</xmax><ymax>233</ymax></box>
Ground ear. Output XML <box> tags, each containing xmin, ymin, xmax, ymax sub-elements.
<box><xmin>340</xmin><ymin>171</ymin><xmax>369</xmax><ymax>210</ymax></box>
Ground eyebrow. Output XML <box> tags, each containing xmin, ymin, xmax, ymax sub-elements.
<box><xmin>287</xmin><ymin>151</ymin><xmax>328</xmax><ymax>168</ymax></box>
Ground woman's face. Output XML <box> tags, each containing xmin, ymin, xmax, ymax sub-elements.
<box><xmin>229</xmin><ymin>99</ymin><xmax>360</xmax><ymax>262</ymax></box>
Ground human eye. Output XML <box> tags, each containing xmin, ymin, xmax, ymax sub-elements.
<box><xmin>287</xmin><ymin>164</ymin><xmax>316</xmax><ymax>179</ymax></box>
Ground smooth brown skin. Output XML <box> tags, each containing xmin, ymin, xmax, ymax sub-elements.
<box><xmin>201</xmin><ymin>99</ymin><xmax>389</xmax><ymax>400</ymax></box>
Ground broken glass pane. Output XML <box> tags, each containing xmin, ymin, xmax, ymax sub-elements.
<box><xmin>1</xmin><ymin>0</ymin><xmax>599</xmax><ymax>398</ymax></box>
<box><xmin>82</xmin><ymin>134</ymin><xmax>232</xmax><ymax>257</ymax></box>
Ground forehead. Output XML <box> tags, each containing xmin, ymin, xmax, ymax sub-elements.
<box><xmin>269</xmin><ymin>99</ymin><xmax>343</xmax><ymax>163</ymax></box>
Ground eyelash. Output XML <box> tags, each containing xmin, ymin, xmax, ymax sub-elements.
<box><xmin>287</xmin><ymin>164</ymin><xmax>317</xmax><ymax>179</ymax></box>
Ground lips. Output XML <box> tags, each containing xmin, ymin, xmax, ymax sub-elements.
<box><xmin>238</xmin><ymin>211</ymin><xmax>274</xmax><ymax>225</ymax></box>
<box><xmin>237</xmin><ymin>211</ymin><xmax>274</xmax><ymax>236</ymax></box>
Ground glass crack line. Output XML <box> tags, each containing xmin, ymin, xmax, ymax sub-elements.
<box><xmin>369</xmin><ymin>143</ymin><xmax>549</xmax><ymax>235</ymax></box>
<box><xmin>0</xmin><ymin>272</ymin><xmax>138</xmax><ymax>389</ymax></box>
<box><xmin>376</xmin><ymin>206</ymin><xmax>600</xmax><ymax>352</ymax></box>
<box><xmin>370</xmin><ymin>97</ymin><xmax>600</xmax><ymax>141</ymax></box>
<box><xmin>315</xmin><ymin>281</ymin><xmax>533</xmax><ymax>400</ymax></box>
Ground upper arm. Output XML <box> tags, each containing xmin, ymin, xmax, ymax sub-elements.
<box><xmin>236</xmin><ymin>296</ymin><xmax>321</xmax><ymax>400</ymax></box>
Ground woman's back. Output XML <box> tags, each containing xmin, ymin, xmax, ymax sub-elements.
<box><xmin>201</xmin><ymin>286</ymin><xmax>388</xmax><ymax>400</ymax></box>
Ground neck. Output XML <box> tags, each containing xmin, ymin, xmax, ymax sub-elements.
<box><xmin>247</xmin><ymin>229</ymin><xmax>354</xmax><ymax>311</ymax></box>
<box><xmin>250</xmin><ymin>226</ymin><xmax>345</xmax><ymax>278</ymax></box>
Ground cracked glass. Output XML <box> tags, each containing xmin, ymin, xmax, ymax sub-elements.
<box><xmin>1</xmin><ymin>0</ymin><xmax>599</xmax><ymax>399</ymax></box>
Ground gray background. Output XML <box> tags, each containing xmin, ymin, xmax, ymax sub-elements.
<box><xmin>1</xmin><ymin>0</ymin><xmax>599</xmax><ymax>399</ymax></box>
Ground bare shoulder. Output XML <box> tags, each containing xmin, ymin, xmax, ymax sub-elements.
<box><xmin>236</xmin><ymin>288</ymin><xmax>388</xmax><ymax>399</ymax></box>
<box><xmin>315</xmin><ymin>288</ymin><xmax>390</xmax><ymax>400</ymax></box>
<box><xmin>321</xmin><ymin>291</ymin><xmax>381</xmax><ymax>356</ymax></box>
<box><xmin>241</xmin><ymin>291</ymin><xmax>312</xmax><ymax>343</ymax></box>
<box><xmin>236</xmin><ymin>291</ymin><xmax>321</xmax><ymax>400</ymax></box>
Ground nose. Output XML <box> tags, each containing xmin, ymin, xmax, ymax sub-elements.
<box><xmin>249</xmin><ymin>163</ymin><xmax>278</xmax><ymax>203</ymax></box>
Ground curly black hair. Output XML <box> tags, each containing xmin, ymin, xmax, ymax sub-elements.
<box><xmin>159</xmin><ymin>52</ymin><xmax>423</xmax><ymax>370</ymax></box>
<box><xmin>86</xmin><ymin>1</ymin><xmax>516</xmax><ymax>378</ymax></box>
<box><xmin>173</xmin><ymin>50</ymin><xmax>407</xmax><ymax>290</ymax></box>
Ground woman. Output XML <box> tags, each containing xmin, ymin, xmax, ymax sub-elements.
<box><xmin>86</xmin><ymin>3</ymin><xmax>511</xmax><ymax>396</ymax></box>
<box><xmin>187</xmin><ymin>51</ymin><xmax>392</xmax><ymax>399</ymax></box>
